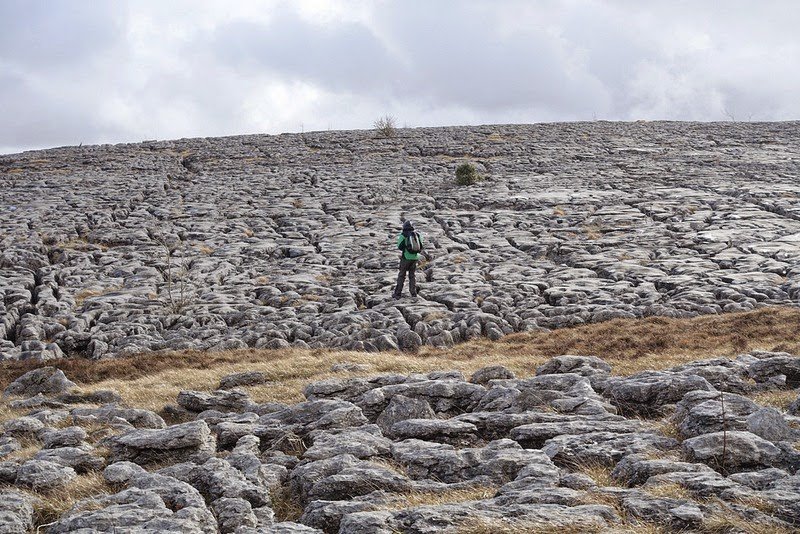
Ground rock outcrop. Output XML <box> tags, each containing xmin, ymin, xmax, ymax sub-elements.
<box><xmin>2</xmin><ymin>122</ymin><xmax>800</xmax><ymax>359</ymax></box>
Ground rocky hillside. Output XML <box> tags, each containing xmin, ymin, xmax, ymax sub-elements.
<box><xmin>2</xmin><ymin>121</ymin><xmax>800</xmax><ymax>360</ymax></box>
<box><xmin>1</xmin><ymin>344</ymin><xmax>800</xmax><ymax>533</ymax></box>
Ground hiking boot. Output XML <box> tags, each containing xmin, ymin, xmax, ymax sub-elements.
<box><xmin>392</xmin><ymin>294</ymin><xmax>401</xmax><ymax>300</ymax></box>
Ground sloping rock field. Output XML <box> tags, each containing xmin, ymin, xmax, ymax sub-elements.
<box><xmin>2</xmin><ymin>352</ymin><xmax>800</xmax><ymax>532</ymax></box>
<box><xmin>2</xmin><ymin>121</ymin><xmax>800</xmax><ymax>359</ymax></box>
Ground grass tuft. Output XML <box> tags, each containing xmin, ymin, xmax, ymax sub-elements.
<box><xmin>642</xmin><ymin>482</ymin><xmax>693</xmax><ymax>501</ymax></box>
<box><xmin>24</xmin><ymin>471</ymin><xmax>115</xmax><ymax>529</ymax></box>
<box><xmin>751</xmin><ymin>389</ymin><xmax>798</xmax><ymax>411</ymax></box>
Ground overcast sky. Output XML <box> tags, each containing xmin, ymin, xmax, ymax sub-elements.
<box><xmin>1</xmin><ymin>0</ymin><xmax>799</xmax><ymax>154</ymax></box>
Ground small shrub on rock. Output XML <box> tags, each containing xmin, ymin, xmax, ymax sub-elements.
<box><xmin>455</xmin><ymin>162</ymin><xmax>482</xmax><ymax>186</ymax></box>
<box><xmin>373</xmin><ymin>115</ymin><xmax>397</xmax><ymax>138</ymax></box>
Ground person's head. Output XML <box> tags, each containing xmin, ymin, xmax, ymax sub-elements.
<box><xmin>402</xmin><ymin>220</ymin><xmax>414</xmax><ymax>232</ymax></box>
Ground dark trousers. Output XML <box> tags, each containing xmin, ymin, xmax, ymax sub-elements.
<box><xmin>394</xmin><ymin>257</ymin><xmax>417</xmax><ymax>297</ymax></box>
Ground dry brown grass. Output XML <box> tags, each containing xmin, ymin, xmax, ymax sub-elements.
<box><xmin>457</xmin><ymin>517</ymin><xmax>606</xmax><ymax>534</ymax></box>
<box><xmin>197</xmin><ymin>245</ymin><xmax>215</xmax><ymax>255</ymax></box>
<box><xmin>441</xmin><ymin>306</ymin><xmax>800</xmax><ymax>373</ymax></box>
<box><xmin>642</xmin><ymin>482</ymin><xmax>694</xmax><ymax>501</ymax></box>
<box><xmin>751</xmin><ymin>388</ymin><xmax>798</xmax><ymax>411</ymax></box>
<box><xmin>2</xmin><ymin>435</ymin><xmax>42</xmax><ymax>462</ymax></box>
<box><xmin>582</xmin><ymin>223</ymin><xmax>603</xmax><ymax>240</ymax></box>
<box><xmin>398</xmin><ymin>485</ymin><xmax>496</xmax><ymax>509</ymax></box>
<box><xmin>0</xmin><ymin>402</ymin><xmax>25</xmax><ymax>425</ymax></box>
<box><xmin>654</xmin><ymin>419</ymin><xmax>682</xmax><ymax>441</ymax></box>
<box><xmin>8</xmin><ymin>471</ymin><xmax>115</xmax><ymax>529</ymax></box>
<box><xmin>571</xmin><ymin>461</ymin><xmax>625</xmax><ymax>487</ymax></box>
<box><xmin>423</xmin><ymin>311</ymin><xmax>448</xmax><ymax>322</ymax></box>
<box><xmin>1</xmin><ymin>308</ymin><xmax>799</xmax><ymax>414</ymax></box>
<box><xmin>702</xmin><ymin>509</ymin><xmax>794</xmax><ymax>534</ymax></box>
<box><xmin>56</xmin><ymin>237</ymin><xmax>109</xmax><ymax>252</ymax></box>
<box><xmin>74</xmin><ymin>286</ymin><xmax>122</xmax><ymax>307</ymax></box>
<box><xmin>271</xmin><ymin>487</ymin><xmax>304</xmax><ymax>522</ymax></box>
<box><xmin>726</xmin><ymin>494</ymin><xmax>778</xmax><ymax>514</ymax></box>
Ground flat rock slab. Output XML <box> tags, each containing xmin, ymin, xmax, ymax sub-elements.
<box><xmin>105</xmin><ymin>420</ymin><xmax>215</xmax><ymax>466</ymax></box>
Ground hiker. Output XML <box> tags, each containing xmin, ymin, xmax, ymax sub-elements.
<box><xmin>393</xmin><ymin>220</ymin><xmax>423</xmax><ymax>299</ymax></box>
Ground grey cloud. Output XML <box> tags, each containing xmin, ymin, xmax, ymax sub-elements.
<box><xmin>0</xmin><ymin>72</ymin><xmax>122</xmax><ymax>147</ymax></box>
<box><xmin>0</xmin><ymin>0</ymin><xmax>123</xmax><ymax>68</ymax></box>
<box><xmin>209</xmin><ymin>8</ymin><xmax>400</xmax><ymax>92</ymax></box>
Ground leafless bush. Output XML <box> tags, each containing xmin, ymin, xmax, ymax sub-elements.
<box><xmin>154</xmin><ymin>236</ymin><xmax>196</xmax><ymax>314</ymax></box>
<box><xmin>374</xmin><ymin>114</ymin><xmax>398</xmax><ymax>138</ymax></box>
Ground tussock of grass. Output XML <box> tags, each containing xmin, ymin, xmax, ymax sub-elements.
<box><xmin>457</xmin><ymin>517</ymin><xmax>606</xmax><ymax>534</ymax></box>
<box><xmin>751</xmin><ymin>388</ymin><xmax>799</xmax><ymax>411</ymax></box>
<box><xmin>0</xmin><ymin>402</ymin><xmax>26</xmax><ymax>425</ymax></box>
<box><xmin>22</xmin><ymin>471</ymin><xmax>114</xmax><ymax>528</ymax></box>
<box><xmin>571</xmin><ymin>461</ymin><xmax>624</xmax><ymax>488</ymax></box>
<box><xmin>642</xmin><ymin>482</ymin><xmax>693</xmax><ymax>501</ymax></box>
<box><xmin>725</xmin><ymin>495</ymin><xmax>778</xmax><ymax>514</ymax></box>
<box><xmin>654</xmin><ymin>419</ymin><xmax>682</xmax><ymax>441</ymax></box>
<box><xmin>702</xmin><ymin>511</ymin><xmax>794</xmax><ymax>534</ymax></box>
<box><xmin>271</xmin><ymin>486</ymin><xmax>303</xmax><ymax>522</ymax></box>
<box><xmin>397</xmin><ymin>485</ymin><xmax>496</xmax><ymax>509</ymax></box>
<box><xmin>2</xmin><ymin>435</ymin><xmax>42</xmax><ymax>462</ymax></box>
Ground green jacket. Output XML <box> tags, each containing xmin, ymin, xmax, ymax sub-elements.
<box><xmin>397</xmin><ymin>232</ymin><xmax>423</xmax><ymax>261</ymax></box>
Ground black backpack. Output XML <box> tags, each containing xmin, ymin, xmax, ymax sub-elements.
<box><xmin>405</xmin><ymin>232</ymin><xmax>422</xmax><ymax>253</ymax></box>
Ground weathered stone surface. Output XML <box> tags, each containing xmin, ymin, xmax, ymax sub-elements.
<box><xmin>746</xmin><ymin>407</ymin><xmax>797</xmax><ymax>442</ymax></box>
<box><xmin>34</xmin><ymin>445</ymin><xmax>105</xmax><ymax>473</ymax></box>
<box><xmin>510</xmin><ymin>419</ymin><xmax>651</xmax><ymax>448</ymax></box>
<box><xmin>2</xmin><ymin>416</ymin><xmax>45</xmax><ymax>437</ymax></box>
<box><xmin>747</xmin><ymin>353</ymin><xmax>800</xmax><ymax>387</ymax></box>
<box><xmin>537</xmin><ymin>355</ymin><xmax>611</xmax><ymax>378</ymax></box>
<box><xmin>16</xmin><ymin>459</ymin><xmax>77</xmax><ymax>491</ymax></box>
<box><xmin>603</xmin><ymin>371</ymin><xmax>716</xmax><ymax>416</ymax></box>
<box><xmin>302</xmin><ymin>425</ymin><xmax>392</xmax><ymax>461</ymax></box>
<box><xmin>0</xmin><ymin>437</ymin><xmax>21</xmax><ymax>460</ymax></box>
<box><xmin>728</xmin><ymin>467</ymin><xmax>789</xmax><ymax>490</ymax></box>
<box><xmin>49</xmin><ymin>487</ymin><xmax>216</xmax><ymax>533</ymax></box>
<box><xmin>390</xmin><ymin>418</ymin><xmax>480</xmax><ymax>446</ymax></box>
<box><xmin>618</xmin><ymin>489</ymin><xmax>705</xmax><ymax>529</ymax></box>
<box><xmin>219</xmin><ymin>371</ymin><xmax>269</xmax><ymax>390</ymax></box>
<box><xmin>212</xmin><ymin>497</ymin><xmax>257</xmax><ymax>533</ymax></box>
<box><xmin>177</xmin><ymin>389</ymin><xmax>256</xmax><ymax>413</ymax></box>
<box><xmin>673</xmin><ymin>390</ymin><xmax>760</xmax><ymax>439</ymax></box>
<box><xmin>259</xmin><ymin>399</ymin><xmax>369</xmax><ymax>435</ymax></box>
<box><xmin>106</xmin><ymin>420</ymin><xmax>215</xmax><ymax>466</ymax></box>
<box><xmin>71</xmin><ymin>404</ymin><xmax>166</xmax><ymax>429</ymax></box>
<box><xmin>392</xmin><ymin>438</ymin><xmax>552</xmax><ymax>484</ymax></box>
<box><xmin>542</xmin><ymin>432</ymin><xmax>679</xmax><ymax>466</ymax></box>
<box><xmin>306</xmin><ymin>462</ymin><xmax>411</xmax><ymax>502</ymax></box>
<box><xmin>0</xmin><ymin>490</ymin><xmax>35</xmax><ymax>534</ymax></box>
<box><xmin>40</xmin><ymin>426</ymin><xmax>88</xmax><ymax>448</ymax></box>
<box><xmin>469</xmin><ymin>365</ymin><xmax>515</xmax><ymax>385</ymax></box>
<box><xmin>299</xmin><ymin>490</ymin><xmax>407</xmax><ymax>532</ymax></box>
<box><xmin>611</xmin><ymin>453</ymin><xmax>717</xmax><ymax>486</ymax></box>
<box><xmin>375</xmin><ymin>395</ymin><xmax>436</xmax><ymax>437</ymax></box>
<box><xmin>682</xmin><ymin>431</ymin><xmax>784</xmax><ymax>472</ymax></box>
<box><xmin>3</xmin><ymin>367</ymin><xmax>75</xmax><ymax>398</ymax></box>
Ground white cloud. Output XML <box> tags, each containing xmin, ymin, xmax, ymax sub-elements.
<box><xmin>1</xmin><ymin>0</ymin><xmax>798</xmax><ymax>154</ymax></box>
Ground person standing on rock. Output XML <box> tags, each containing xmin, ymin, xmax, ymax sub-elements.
<box><xmin>393</xmin><ymin>220</ymin><xmax>423</xmax><ymax>299</ymax></box>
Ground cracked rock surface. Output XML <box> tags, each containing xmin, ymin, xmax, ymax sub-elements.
<box><xmin>2</xmin><ymin>122</ymin><xmax>800</xmax><ymax>358</ymax></box>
